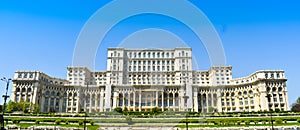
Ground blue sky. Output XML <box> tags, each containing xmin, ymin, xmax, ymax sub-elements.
<box><xmin>0</xmin><ymin>0</ymin><xmax>300</xmax><ymax>106</ymax></box>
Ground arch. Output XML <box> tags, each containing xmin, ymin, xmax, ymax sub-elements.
<box><xmin>45</xmin><ymin>91</ymin><xmax>50</xmax><ymax>96</ymax></box>
<box><xmin>231</xmin><ymin>92</ymin><xmax>234</xmax><ymax>97</ymax></box>
<box><xmin>249</xmin><ymin>90</ymin><xmax>253</xmax><ymax>95</ymax></box>
<box><xmin>16</xmin><ymin>87</ymin><xmax>20</xmax><ymax>92</ymax></box>
<box><xmin>27</xmin><ymin>88</ymin><xmax>32</xmax><ymax>92</ymax></box>
<box><xmin>74</xmin><ymin>92</ymin><xmax>78</xmax><ymax>97</ymax></box>
<box><xmin>51</xmin><ymin>91</ymin><xmax>55</xmax><ymax>96</ymax></box>
<box><xmin>272</xmin><ymin>87</ymin><xmax>277</xmax><ymax>92</ymax></box>
<box><xmin>266</xmin><ymin>87</ymin><xmax>271</xmax><ymax>92</ymax></box>
<box><xmin>226</xmin><ymin>92</ymin><xmax>229</xmax><ymax>97</ymax></box>
<box><xmin>278</xmin><ymin>87</ymin><xmax>283</xmax><ymax>92</ymax></box>
<box><xmin>63</xmin><ymin>92</ymin><xmax>67</xmax><ymax>97</ymax></box>
<box><xmin>21</xmin><ymin>87</ymin><xmax>26</xmax><ymax>92</ymax></box>
<box><xmin>68</xmin><ymin>92</ymin><xmax>73</xmax><ymax>97</ymax></box>
<box><xmin>238</xmin><ymin>92</ymin><xmax>242</xmax><ymax>96</ymax></box>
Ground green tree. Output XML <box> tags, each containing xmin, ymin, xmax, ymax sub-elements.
<box><xmin>6</xmin><ymin>101</ymin><xmax>18</xmax><ymax>112</ymax></box>
<box><xmin>6</xmin><ymin>101</ymin><xmax>39</xmax><ymax>113</ymax></box>
<box><xmin>291</xmin><ymin>97</ymin><xmax>300</xmax><ymax>112</ymax></box>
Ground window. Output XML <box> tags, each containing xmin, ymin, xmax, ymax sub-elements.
<box><xmin>18</xmin><ymin>73</ymin><xmax>22</xmax><ymax>78</ymax></box>
<box><xmin>29</xmin><ymin>73</ymin><xmax>33</xmax><ymax>78</ymax></box>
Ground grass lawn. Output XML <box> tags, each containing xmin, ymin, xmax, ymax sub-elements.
<box><xmin>177</xmin><ymin>123</ymin><xmax>300</xmax><ymax>128</ymax></box>
<box><xmin>5</xmin><ymin>123</ymin><xmax>100</xmax><ymax>130</ymax></box>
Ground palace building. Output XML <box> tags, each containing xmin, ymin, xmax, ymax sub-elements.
<box><xmin>10</xmin><ymin>48</ymin><xmax>289</xmax><ymax>113</ymax></box>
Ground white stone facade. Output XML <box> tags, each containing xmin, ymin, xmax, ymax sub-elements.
<box><xmin>10</xmin><ymin>48</ymin><xmax>289</xmax><ymax>113</ymax></box>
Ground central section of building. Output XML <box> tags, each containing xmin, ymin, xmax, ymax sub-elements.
<box><xmin>11</xmin><ymin>48</ymin><xmax>289</xmax><ymax>113</ymax></box>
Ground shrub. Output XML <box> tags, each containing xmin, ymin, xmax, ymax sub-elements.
<box><xmin>78</xmin><ymin>120</ymin><xmax>84</xmax><ymax>126</ymax></box>
<box><xmin>35</xmin><ymin>120</ymin><xmax>40</xmax><ymax>124</ymax></box>
<box><xmin>236</xmin><ymin>121</ymin><xmax>241</xmax><ymax>125</ymax></box>
<box><xmin>275</xmin><ymin>119</ymin><xmax>282</xmax><ymax>124</ymax></box>
<box><xmin>254</xmin><ymin>120</ymin><xmax>258</xmax><ymax>124</ymax></box>
<box><xmin>283</xmin><ymin>120</ymin><xmax>287</xmax><ymax>123</ymax></box>
<box><xmin>12</xmin><ymin>119</ymin><xmax>20</xmax><ymax>124</ymax></box>
<box><xmin>297</xmin><ymin>119</ymin><xmax>300</xmax><ymax>123</ymax></box>
<box><xmin>114</xmin><ymin>107</ymin><xmax>123</xmax><ymax>113</ymax></box>
<box><xmin>262</xmin><ymin>120</ymin><xmax>266</xmax><ymax>124</ymax></box>
<box><xmin>90</xmin><ymin>120</ymin><xmax>94</xmax><ymax>125</ymax></box>
<box><xmin>65</xmin><ymin>120</ymin><xmax>69</xmax><ymax>125</ymax></box>
<box><xmin>55</xmin><ymin>119</ymin><xmax>61</xmax><ymax>125</ymax></box>
<box><xmin>214</xmin><ymin>121</ymin><xmax>220</xmax><ymax>125</ymax></box>
<box><xmin>244</xmin><ymin>120</ymin><xmax>250</xmax><ymax>125</ymax></box>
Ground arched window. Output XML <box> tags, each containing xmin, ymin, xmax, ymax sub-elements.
<box><xmin>27</xmin><ymin>88</ymin><xmax>32</xmax><ymax>92</ymax></box>
<box><xmin>22</xmin><ymin>87</ymin><xmax>26</xmax><ymax>92</ymax></box>
<box><xmin>45</xmin><ymin>91</ymin><xmax>50</xmax><ymax>96</ymax></box>
<box><xmin>231</xmin><ymin>93</ymin><xmax>235</xmax><ymax>97</ymax></box>
<box><xmin>272</xmin><ymin>87</ymin><xmax>277</xmax><ymax>92</ymax></box>
<box><xmin>238</xmin><ymin>92</ymin><xmax>242</xmax><ymax>96</ymax></box>
<box><xmin>16</xmin><ymin>87</ymin><xmax>20</xmax><ymax>92</ymax></box>
<box><xmin>278</xmin><ymin>87</ymin><xmax>282</xmax><ymax>92</ymax></box>
<box><xmin>51</xmin><ymin>91</ymin><xmax>55</xmax><ymax>96</ymax></box>
<box><xmin>243</xmin><ymin>91</ymin><xmax>247</xmax><ymax>95</ymax></box>
<box><xmin>56</xmin><ymin>92</ymin><xmax>60</xmax><ymax>96</ymax></box>
<box><xmin>249</xmin><ymin>90</ymin><xmax>253</xmax><ymax>95</ymax></box>
<box><xmin>266</xmin><ymin>87</ymin><xmax>271</xmax><ymax>92</ymax></box>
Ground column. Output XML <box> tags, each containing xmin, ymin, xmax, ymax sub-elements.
<box><xmin>235</xmin><ymin>94</ymin><xmax>240</xmax><ymax>112</ymax></box>
<box><xmin>47</xmin><ymin>96</ymin><xmax>51</xmax><ymax>112</ymax></box>
<box><xmin>59</xmin><ymin>96</ymin><xmax>63</xmax><ymax>112</ymax></box>
<box><xmin>206</xmin><ymin>93</ymin><xmax>209</xmax><ymax>113</ymax></box>
<box><xmin>211</xmin><ymin>93</ymin><xmax>214</xmax><ymax>111</ymax></box>
<box><xmin>76</xmin><ymin>96</ymin><xmax>80</xmax><ymax>113</ymax></box>
<box><xmin>40</xmin><ymin>96</ymin><xmax>45</xmax><ymax>112</ymax></box>
<box><xmin>128</xmin><ymin>92</ymin><xmax>131</xmax><ymax>109</ymax></box>
<box><xmin>122</xmin><ymin>92</ymin><xmax>125</xmax><ymax>109</ymax></box>
<box><xmin>32</xmin><ymin>86</ymin><xmax>38</xmax><ymax>104</ymax></box>
<box><xmin>193</xmin><ymin>90</ymin><xmax>198</xmax><ymax>112</ymax></box>
<box><xmin>167</xmin><ymin>92</ymin><xmax>170</xmax><ymax>110</ymax></box>
<box><xmin>89</xmin><ymin>94</ymin><xmax>92</xmax><ymax>112</ymax></box>
<box><xmin>133</xmin><ymin>92</ymin><xmax>136</xmax><ymax>111</ymax></box>
<box><xmin>161</xmin><ymin>91</ymin><xmax>164</xmax><ymax>111</ymax></box>
<box><xmin>217</xmin><ymin>89</ymin><xmax>222</xmax><ymax>113</ymax></box>
<box><xmin>200</xmin><ymin>93</ymin><xmax>203</xmax><ymax>113</ymax></box>
<box><xmin>139</xmin><ymin>91</ymin><xmax>142</xmax><ymax>111</ymax></box>
<box><xmin>156</xmin><ymin>91</ymin><xmax>158</xmax><ymax>107</ymax></box>
<box><xmin>173</xmin><ymin>92</ymin><xmax>175</xmax><ymax>111</ymax></box>
<box><xmin>24</xmin><ymin>87</ymin><xmax>28</xmax><ymax>101</ymax></box>
<box><xmin>95</xmin><ymin>93</ymin><xmax>99</xmax><ymax>112</ymax></box>
<box><xmin>100</xmin><ymin>92</ymin><xmax>104</xmax><ymax>112</ymax></box>
<box><xmin>112</xmin><ymin>91</ymin><xmax>118</xmax><ymax>109</ymax></box>
<box><xmin>284</xmin><ymin>91</ymin><xmax>289</xmax><ymax>110</ymax></box>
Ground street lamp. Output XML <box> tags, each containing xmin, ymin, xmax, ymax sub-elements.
<box><xmin>1</xmin><ymin>77</ymin><xmax>11</xmax><ymax>130</ymax></box>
